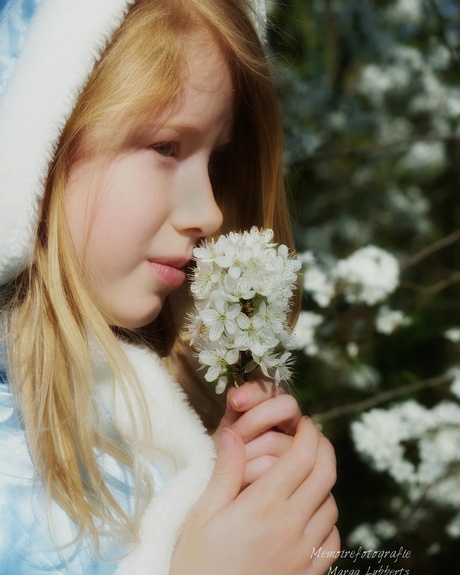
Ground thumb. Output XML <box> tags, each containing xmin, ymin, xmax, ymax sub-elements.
<box><xmin>200</xmin><ymin>428</ymin><xmax>246</xmax><ymax>520</ymax></box>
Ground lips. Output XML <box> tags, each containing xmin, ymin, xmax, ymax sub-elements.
<box><xmin>147</xmin><ymin>257</ymin><xmax>190</xmax><ymax>288</ymax></box>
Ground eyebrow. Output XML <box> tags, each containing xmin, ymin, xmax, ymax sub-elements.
<box><xmin>155</xmin><ymin>120</ymin><xmax>234</xmax><ymax>149</ymax></box>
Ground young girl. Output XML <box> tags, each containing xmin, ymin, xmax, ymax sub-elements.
<box><xmin>0</xmin><ymin>0</ymin><xmax>339</xmax><ymax>573</ymax></box>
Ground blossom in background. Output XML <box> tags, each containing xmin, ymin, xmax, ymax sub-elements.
<box><xmin>292</xmin><ymin>310</ymin><xmax>324</xmax><ymax>357</ymax></box>
<box><xmin>445</xmin><ymin>328</ymin><xmax>460</xmax><ymax>343</ymax></box>
<box><xmin>449</xmin><ymin>367</ymin><xmax>460</xmax><ymax>399</ymax></box>
<box><xmin>299</xmin><ymin>245</ymin><xmax>400</xmax><ymax>312</ymax></box>
<box><xmin>399</xmin><ymin>141</ymin><xmax>446</xmax><ymax>176</ymax></box>
<box><xmin>346</xmin><ymin>342</ymin><xmax>359</xmax><ymax>358</ymax></box>
<box><xmin>299</xmin><ymin>246</ymin><xmax>401</xmax><ymax>310</ymax></box>
<box><xmin>385</xmin><ymin>0</ymin><xmax>423</xmax><ymax>26</ymax></box>
<box><xmin>274</xmin><ymin>0</ymin><xmax>460</xmax><ymax>558</ymax></box>
<box><xmin>187</xmin><ymin>227</ymin><xmax>301</xmax><ymax>393</ymax></box>
<box><xmin>345</xmin><ymin>364</ymin><xmax>381</xmax><ymax>391</ymax></box>
<box><xmin>333</xmin><ymin>245</ymin><xmax>400</xmax><ymax>305</ymax></box>
<box><xmin>299</xmin><ymin>251</ymin><xmax>335</xmax><ymax>308</ymax></box>
<box><xmin>295</xmin><ymin>246</ymin><xmax>404</xmax><ymax>382</ymax></box>
<box><xmin>348</xmin><ymin>519</ymin><xmax>397</xmax><ymax>549</ymax></box>
<box><xmin>375</xmin><ymin>305</ymin><xmax>411</xmax><ymax>335</ymax></box>
<box><xmin>298</xmin><ymin>245</ymin><xmax>401</xmax><ymax>304</ymax></box>
<box><xmin>351</xmin><ymin>399</ymin><xmax>460</xmax><ymax>539</ymax></box>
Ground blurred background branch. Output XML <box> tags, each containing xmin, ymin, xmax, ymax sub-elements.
<box><xmin>313</xmin><ymin>372</ymin><xmax>451</xmax><ymax>423</ymax></box>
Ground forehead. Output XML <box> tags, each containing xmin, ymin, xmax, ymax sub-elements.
<box><xmin>76</xmin><ymin>29</ymin><xmax>236</xmax><ymax>155</ymax></box>
<box><xmin>127</xmin><ymin>32</ymin><xmax>235</xmax><ymax>144</ymax></box>
<box><xmin>173</xmin><ymin>34</ymin><xmax>234</xmax><ymax>119</ymax></box>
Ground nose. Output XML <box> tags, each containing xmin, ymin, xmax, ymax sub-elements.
<box><xmin>173</xmin><ymin>160</ymin><xmax>223</xmax><ymax>238</ymax></box>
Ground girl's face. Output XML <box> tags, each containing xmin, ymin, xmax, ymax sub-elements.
<box><xmin>65</xmin><ymin>34</ymin><xmax>232</xmax><ymax>329</ymax></box>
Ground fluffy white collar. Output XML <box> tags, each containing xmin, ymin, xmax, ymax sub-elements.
<box><xmin>94</xmin><ymin>341</ymin><xmax>215</xmax><ymax>575</ymax></box>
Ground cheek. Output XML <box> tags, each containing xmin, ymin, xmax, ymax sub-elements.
<box><xmin>65</xmin><ymin>167</ymin><xmax>156</xmax><ymax>259</ymax></box>
<box><xmin>64</xmin><ymin>152</ymin><xmax>175</xmax><ymax>286</ymax></box>
<box><xmin>88</xmin><ymin>192</ymin><xmax>166</xmax><ymax>263</ymax></box>
<box><xmin>89</xmin><ymin>160</ymin><xmax>170</xmax><ymax>244</ymax></box>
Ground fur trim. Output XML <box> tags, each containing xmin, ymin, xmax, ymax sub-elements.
<box><xmin>0</xmin><ymin>0</ymin><xmax>266</xmax><ymax>286</ymax></box>
<box><xmin>94</xmin><ymin>342</ymin><xmax>215</xmax><ymax>575</ymax></box>
<box><xmin>0</xmin><ymin>0</ymin><xmax>136</xmax><ymax>285</ymax></box>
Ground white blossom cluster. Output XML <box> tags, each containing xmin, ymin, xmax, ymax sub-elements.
<box><xmin>333</xmin><ymin>246</ymin><xmax>400</xmax><ymax>306</ymax></box>
<box><xmin>385</xmin><ymin>0</ymin><xmax>423</xmax><ymax>26</ymax></box>
<box><xmin>276</xmin><ymin>0</ymin><xmax>460</xmax><ymax>554</ymax></box>
<box><xmin>445</xmin><ymin>328</ymin><xmax>460</xmax><ymax>343</ymax></box>
<box><xmin>399</xmin><ymin>141</ymin><xmax>446</xmax><ymax>176</ymax></box>
<box><xmin>351</xmin><ymin>397</ymin><xmax>460</xmax><ymax>540</ymax></box>
<box><xmin>187</xmin><ymin>227</ymin><xmax>301</xmax><ymax>393</ymax></box>
<box><xmin>298</xmin><ymin>245</ymin><xmax>400</xmax><ymax>310</ymax></box>
<box><xmin>292</xmin><ymin>310</ymin><xmax>324</xmax><ymax>357</ymax></box>
<box><xmin>375</xmin><ymin>305</ymin><xmax>411</xmax><ymax>335</ymax></box>
<box><xmin>356</xmin><ymin>39</ymin><xmax>460</xmax><ymax>143</ymax></box>
<box><xmin>348</xmin><ymin>519</ymin><xmax>398</xmax><ymax>550</ymax></box>
<box><xmin>299</xmin><ymin>251</ymin><xmax>335</xmax><ymax>308</ymax></box>
<box><xmin>292</xmin><ymin>246</ymin><xmax>403</xmax><ymax>365</ymax></box>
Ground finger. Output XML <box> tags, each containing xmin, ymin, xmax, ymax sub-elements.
<box><xmin>243</xmin><ymin>432</ymin><xmax>294</xmax><ymax>486</ymax></box>
<box><xmin>243</xmin><ymin>455</ymin><xmax>278</xmax><ymax>486</ymax></box>
<box><xmin>245</xmin><ymin>430</ymin><xmax>293</xmax><ymax>462</ymax></box>
<box><xmin>246</xmin><ymin>417</ymin><xmax>320</xmax><ymax>502</ymax></box>
<box><xmin>199</xmin><ymin>428</ymin><xmax>246</xmax><ymax>521</ymax></box>
<box><xmin>216</xmin><ymin>401</ymin><xmax>241</xmax><ymax>431</ymax></box>
<box><xmin>306</xmin><ymin>526</ymin><xmax>341</xmax><ymax>575</ymax></box>
<box><xmin>227</xmin><ymin>378</ymin><xmax>281</xmax><ymax>412</ymax></box>
<box><xmin>216</xmin><ymin>378</ymin><xmax>281</xmax><ymax>430</ymax></box>
<box><xmin>290</xmin><ymin>434</ymin><xmax>337</xmax><ymax>512</ymax></box>
<box><xmin>303</xmin><ymin>493</ymin><xmax>339</xmax><ymax>553</ymax></box>
<box><xmin>232</xmin><ymin>393</ymin><xmax>301</xmax><ymax>443</ymax></box>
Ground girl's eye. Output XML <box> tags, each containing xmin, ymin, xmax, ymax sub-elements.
<box><xmin>152</xmin><ymin>142</ymin><xmax>176</xmax><ymax>158</ymax></box>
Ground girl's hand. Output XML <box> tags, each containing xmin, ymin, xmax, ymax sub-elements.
<box><xmin>171</xmin><ymin>417</ymin><xmax>340</xmax><ymax>575</ymax></box>
<box><xmin>213</xmin><ymin>379</ymin><xmax>302</xmax><ymax>486</ymax></box>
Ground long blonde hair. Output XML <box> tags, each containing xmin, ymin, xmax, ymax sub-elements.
<box><xmin>3</xmin><ymin>0</ymin><xmax>298</xmax><ymax>550</ymax></box>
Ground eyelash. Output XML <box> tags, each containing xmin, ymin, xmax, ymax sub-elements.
<box><xmin>150</xmin><ymin>141</ymin><xmax>230</xmax><ymax>171</ymax></box>
<box><xmin>151</xmin><ymin>142</ymin><xmax>177</xmax><ymax>159</ymax></box>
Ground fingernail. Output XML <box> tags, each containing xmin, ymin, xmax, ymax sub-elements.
<box><xmin>232</xmin><ymin>390</ymin><xmax>248</xmax><ymax>409</ymax></box>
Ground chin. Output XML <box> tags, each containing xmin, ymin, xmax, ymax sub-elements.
<box><xmin>104</xmin><ymin>291</ymin><xmax>167</xmax><ymax>330</ymax></box>
<box><xmin>110</xmin><ymin>306</ymin><xmax>163</xmax><ymax>330</ymax></box>
<box><xmin>121</xmin><ymin>315</ymin><xmax>161</xmax><ymax>330</ymax></box>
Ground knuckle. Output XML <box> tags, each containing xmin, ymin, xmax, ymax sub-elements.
<box><xmin>320</xmin><ymin>434</ymin><xmax>336</xmax><ymax>461</ymax></box>
<box><xmin>325</xmin><ymin>493</ymin><xmax>339</xmax><ymax>526</ymax></box>
<box><xmin>299</xmin><ymin>415</ymin><xmax>317</xmax><ymax>434</ymax></box>
<box><xmin>296</xmin><ymin>416</ymin><xmax>320</xmax><ymax>445</ymax></box>
<box><xmin>327</xmin><ymin>526</ymin><xmax>341</xmax><ymax>556</ymax></box>
<box><xmin>317</xmin><ymin>527</ymin><xmax>341</xmax><ymax>571</ymax></box>
<box><xmin>257</xmin><ymin>455</ymin><xmax>278</xmax><ymax>475</ymax></box>
<box><xmin>260</xmin><ymin>430</ymin><xmax>280</xmax><ymax>450</ymax></box>
<box><xmin>317</xmin><ymin>437</ymin><xmax>338</xmax><ymax>487</ymax></box>
<box><xmin>278</xmin><ymin>393</ymin><xmax>300</xmax><ymax>415</ymax></box>
<box><xmin>320</xmin><ymin>435</ymin><xmax>336</xmax><ymax>462</ymax></box>
<box><xmin>245</xmin><ymin>455</ymin><xmax>277</xmax><ymax>484</ymax></box>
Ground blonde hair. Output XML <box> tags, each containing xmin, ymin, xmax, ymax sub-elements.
<box><xmin>3</xmin><ymin>0</ymin><xmax>299</xmax><ymax>552</ymax></box>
